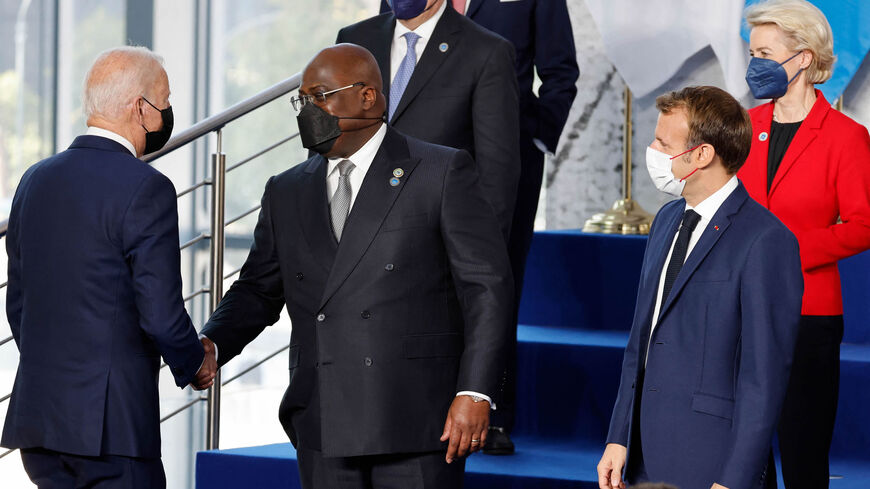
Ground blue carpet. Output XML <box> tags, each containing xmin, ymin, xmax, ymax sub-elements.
<box><xmin>196</xmin><ymin>232</ymin><xmax>870</xmax><ymax>488</ymax></box>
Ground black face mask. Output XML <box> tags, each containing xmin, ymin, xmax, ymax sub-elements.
<box><xmin>296</xmin><ymin>103</ymin><xmax>385</xmax><ymax>155</ymax></box>
<box><xmin>141</xmin><ymin>97</ymin><xmax>174</xmax><ymax>155</ymax></box>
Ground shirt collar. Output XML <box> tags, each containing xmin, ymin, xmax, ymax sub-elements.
<box><xmin>686</xmin><ymin>175</ymin><xmax>739</xmax><ymax>221</ymax></box>
<box><xmin>327</xmin><ymin>123</ymin><xmax>388</xmax><ymax>178</ymax></box>
<box><xmin>393</xmin><ymin>0</ymin><xmax>447</xmax><ymax>44</ymax></box>
<box><xmin>85</xmin><ymin>126</ymin><xmax>137</xmax><ymax>157</ymax></box>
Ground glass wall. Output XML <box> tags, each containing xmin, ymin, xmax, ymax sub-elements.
<box><xmin>0</xmin><ymin>1</ymin><xmax>380</xmax><ymax>488</ymax></box>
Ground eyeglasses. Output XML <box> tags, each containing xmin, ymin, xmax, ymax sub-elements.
<box><xmin>290</xmin><ymin>82</ymin><xmax>365</xmax><ymax>111</ymax></box>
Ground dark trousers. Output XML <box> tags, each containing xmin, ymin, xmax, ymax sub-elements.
<box><xmin>777</xmin><ymin>315</ymin><xmax>844</xmax><ymax>489</ymax></box>
<box><xmin>296</xmin><ymin>444</ymin><xmax>465</xmax><ymax>489</ymax></box>
<box><xmin>491</xmin><ymin>134</ymin><xmax>545</xmax><ymax>432</ymax></box>
<box><xmin>20</xmin><ymin>447</ymin><xmax>165</xmax><ymax>489</ymax></box>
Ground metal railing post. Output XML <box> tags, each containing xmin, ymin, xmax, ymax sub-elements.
<box><xmin>206</xmin><ymin>128</ymin><xmax>226</xmax><ymax>450</ymax></box>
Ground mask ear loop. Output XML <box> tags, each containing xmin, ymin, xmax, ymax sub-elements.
<box><xmin>670</xmin><ymin>144</ymin><xmax>702</xmax><ymax>182</ymax></box>
<box><xmin>782</xmin><ymin>51</ymin><xmax>805</xmax><ymax>85</ymax></box>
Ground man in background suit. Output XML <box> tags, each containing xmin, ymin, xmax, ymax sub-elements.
<box><xmin>198</xmin><ymin>44</ymin><xmax>513</xmax><ymax>489</ymax></box>
<box><xmin>597</xmin><ymin>86</ymin><xmax>803</xmax><ymax>489</ymax></box>
<box><xmin>337</xmin><ymin>0</ymin><xmax>521</xmax><ymax>239</ymax></box>
<box><xmin>1</xmin><ymin>46</ymin><xmax>216</xmax><ymax>489</ymax></box>
<box><xmin>378</xmin><ymin>0</ymin><xmax>581</xmax><ymax>453</ymax></box>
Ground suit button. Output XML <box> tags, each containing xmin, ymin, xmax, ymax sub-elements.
<box><xmin>316</xmin><ymin>313</ymin><xmax>325</xmax><ymax>322</ymax></box>
<box><xmin>361</xmin><ymin>310</ymin><xmax>371</xmax><ymax>319</ymax></box>
<box><xmin>296</xmin><ymin>272</ymin><xmax>304</xmax><ymax>280</ymax></box>
<box><xmin>364</xmin><ymin>357</ymin><xmax>373</xmax><ymax>367</ymax></box>
<box><xmin>384</xmin><ymin>263</ymin><xmax>395</xmax><ymax>271</ymax></box>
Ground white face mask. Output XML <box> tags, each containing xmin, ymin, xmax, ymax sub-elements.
<box><xmin>646</xmin><ymin>146</ymin><xmax>686</xmax><ymax>197</ymax></box>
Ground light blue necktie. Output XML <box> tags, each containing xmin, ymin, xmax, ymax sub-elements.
<box><xmin>389</xmin><ymin>32</ymin><xmax>421</xmax><ymax>121</ymax></box>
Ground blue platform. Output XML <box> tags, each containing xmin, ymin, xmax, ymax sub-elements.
<box><xmin>196</xmin><ymin>231</ymin><xmax>870</xmax><ymax>488</ymax></box>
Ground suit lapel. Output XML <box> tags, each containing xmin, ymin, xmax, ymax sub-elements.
<box><xmin>465</xmin><ymin>0</ymin><xmax>485</xmax><ymax>17</ymax></box>
<box><xmin>657</xmin><ymin>184</ymin><xmax>749</xmax><ymax>321</ymax></box>
<box><xmin>299</xmin><ymin>156</ymin><xmax>338</xmax><ymax>273</ymax></box>
<box><xmin>319</xmin><ymin>129</ymin><xmax>420</xmax><ymax>308</ymax></box>
<box><xmin>751</xmin><ymin>102</ymin><xmax>774</xmax><ymax>206</ymax></box>
<box><xmin>637</xmin><ymin>205</ymin><xmax>682</xmax><ymax>333</ymax></box>
<box><xmin>370</xmin><ymin>14</ymin><xmax>396</xmax><ymax>109</ymax></box>
<box><xmin>768</xmin><ymin>90</ymin><xmax>829</xmax><ymax>199</ymax></box>
<box><xmin>390</xmin><ymin>7</ymin><xmax>463</xmax><ymax>124</ymax></box>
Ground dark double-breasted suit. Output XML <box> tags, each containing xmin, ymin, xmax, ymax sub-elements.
<box><xmin>200</xmin><ymin>127</ymin><xmax>513</xmax><ymax>458</ymax></box>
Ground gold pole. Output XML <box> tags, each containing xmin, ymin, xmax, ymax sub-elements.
<box><xmin>583</xmin><ymin>86</ymin><xmax>653</xmax><ymax>235</ymax></box>
<box><xmin>835</xmin><ymin>96</ymin><xmax>844</xmax><ymax>112</ymax></box>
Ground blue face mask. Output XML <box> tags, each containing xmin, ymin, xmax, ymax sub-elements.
<box><xmin>386</xmin><ymin>0</ymin><xmax>429</xmax><ymax>19</ymax></box>
<box><xmin>745</xmin><ymin>51</ymin><xmax>804</xmax><ymax>99</ymax></box>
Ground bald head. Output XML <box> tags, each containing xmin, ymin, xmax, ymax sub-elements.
<box><xmin>84</xmin><ymin>46</ymin><xmax>167</xmax><ymax>121</ymax></box>
<box><xmin>303</xmin><ymin>44</ymin><xmax>384</xmax><ymax>93</ymax></box>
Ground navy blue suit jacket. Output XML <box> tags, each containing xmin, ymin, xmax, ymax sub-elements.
<box><xmin>1</xmin><ymin>135</ymin><xmax>204</xmax><ymax>458</ymax></box>
<box><xmin>606</xmin><ymin>183</ymin><xmax>803</xmax><ymax>489</ymax></box>
<box><xmin>380</xmin><ymin>0</ymin><xmax>579</xmax><ymax>151</ymax></box>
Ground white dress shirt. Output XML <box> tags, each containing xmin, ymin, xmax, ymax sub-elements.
<box><xmin>326</xmin><ymin>123</ymin><xmax>388</xmax><ymax>209</ymax></box>
<box><xmin>646</xmin><ymin>175</ymin><xmax>739</xmax><ymax>360</ymax></box>
<box><xmin>85</xmin><ymin>126</ymin><xmax>137</xmax><ymax>157</ymax></box>
<box><xmin>390</xmin><ymin>0</ymin><xmax>448</xmax><ymax>84</ymax></box>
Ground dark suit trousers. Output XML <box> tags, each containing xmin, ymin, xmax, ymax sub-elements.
<box><xmin>20</xmin><ymin>447</ymin><xmax>165</xmax><ymax>489</ymax></box>
<box><xmin>296</xmin><ymin>445</ymin><xmax>465</xmax><ymax>489</ymax></box>
<box><xmin>778</xmin><ymin>315</ymin><xmax>844</xmax><ymax>489</ymax></box>
<box><xmin>491</xmin><ymin>133</ymin><xmax>545</xmax><ymax>432</ymax></box>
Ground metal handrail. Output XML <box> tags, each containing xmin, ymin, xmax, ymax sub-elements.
<box><xmin>224</xmin><ymin>266</ymin><xmax>243</xmax><ymax>280</ymax></box>
<box><xmin>184</xmin><ymin>287</ymin><xmax>210</xmax><ymax>303</ymax></box>
<box><xmin>0</xmin><ymin>219</ymin><xmax>7</xmax><ymax>238</ymax></box>
<box><xmin>180</xmin><ymin>232</ymin><xmax>210</xmax><ymax>251</ymax></box>
<box><xmin>225</xmin><ymin>205</ymin><xmax>261</xmax><ymax>227</ymax></box>
<box><xmin>226</xmin><ymin>133</ymin><xmax>298</xmax><ymax>173</ymax></box>
<box><xmin>0</xmin><ymin>335</ymin><xmax>12</xmax><ymax>347</ymax></box>
<box><xmin>161</xmin><ymin>395</ymin><xmax>207</xmax><ymax>423</ymax></box>
<box><xmin>0</xmin><ymin>448</ymin><xmax>14</xmax><ymax>460</ymax></box>
<box><xmin>221</xmin><ymin>344</ymin><xmax>289</xmax><ymax>386</ymax></box>
<box><xmin>1</xmin><ymin>392</ymin><xmax>10</xmax><ymax>403</ymax></box>
<box><xmin>141</xmin><ymin>73</ymin><xmax>302</xmax><ymax>163</ymax></box>
<box><xmin>177</xmin><ymin>179</ymin><xmax>211</xmax><ymax>199</ymax></box>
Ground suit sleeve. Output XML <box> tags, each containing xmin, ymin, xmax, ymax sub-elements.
<box><xmin>605</xmin><ymin>208</ymin><xmax>665</xmax><ymax>446</ymax></box>
<box><xmin>5</xmin><ymin>187</ymin><xmax>23</xmax><ymax>349</ymax></box>
<box><xmin>533</xmin><ymin>0</ymin><xmax>580</xmax><ymax>152</ymax></box>
<box><xmin>796</xmin><ymin>124</ymin><xmax>870</xmax><ymax>271</ymax></box>
<box><xmin>440</xmin><ymin>149</ymin><xmax>514</xmax><ymax>397</ymax></box>
<box><xmin>379</xmin><ymin>0</ymin><xmax>389</xmax><ymax>13</ymax></box>
<box><xmin>472</xmin><ymin>39</ymin><xmax>522</xmax><ymax>240</ymax></box>
<box><xmin>718</xmin><ymin>227</ymin><xmax>803</xmax><ymax>489</ymax></box>
<box><xmin>122</xmin><ymin>172</ymin><xmax>204</xmax><ymax>388</ymax></box>
<box><xmin>200</xmin><ymin>177</ymin><xmax>285</xmax><ymax>367</ymax></box>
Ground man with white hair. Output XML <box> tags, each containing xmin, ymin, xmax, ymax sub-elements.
<box><xmin>0</xmin><ymin>46</ymin><xmax>216</xmax><ymax>488</ymax></box>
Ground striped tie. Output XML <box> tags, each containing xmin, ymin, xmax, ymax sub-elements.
<box><xmin>330</xmin><ymin>159</ymin><xmax>355</xmax><ymax>241</ymax></box>
<box><xmin>389</xmin><ymin>32</ymin><xmax>421</xmax><ymax>121</ymax></box>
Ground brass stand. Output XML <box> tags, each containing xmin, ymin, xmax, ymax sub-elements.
<box><xmin>583</xmin><ymin>87</ymin><xmax>653</xmax><ymax>235</ymax></box>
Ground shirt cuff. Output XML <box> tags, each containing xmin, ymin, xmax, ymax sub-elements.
<box><xmin>533</xmin><ymin>138</ymin><xmax>555</xmax><ymax>157</ymax></box>
<box><xmin>456</xmin><ymin>391</ymin><xmax>496</xmax><ymax>410</ymax></box>
<box><xmin>198</xmin><ymin>334</ymin><xmax>218</xmax><ymax>363</ymax></box>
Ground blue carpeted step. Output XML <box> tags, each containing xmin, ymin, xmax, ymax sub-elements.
<box><xmin>511</xmin><ymin>325</ymin><xmax>870</xmax><ymax>460</ymax></box>
<box><xmin>195</xmin><ymin>438</ymin><xmax>604</xmax><ymax>489</ymax></box>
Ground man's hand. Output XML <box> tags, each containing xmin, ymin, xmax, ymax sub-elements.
<box><xmin>711</xmin><ymin>484</ymin><xmax>729</xmax><ymax>489</ymax></box>
<box><xmin>440</xmin><ymin>395</ymin><xmax>490</xmax><ymax>463</ymax></box>
<box><xmin>597</xmin><ymin>443</ymin><xmax>627</xmax><ymax>489</ymax></box>
<box><xmin>191</xmin><ymin>337</ymin><xmax>217</xmax><ymax>390</ymax></box>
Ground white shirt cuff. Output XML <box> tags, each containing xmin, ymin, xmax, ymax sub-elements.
<box><xmin>533</xmin><ymin>138</ymin><xmax>555</xmax><ymax>157</ymax></box>
<box><xmin>456</xmin><ymin>391</ymin><xmax>496</xmax><ymax>410</ymax></box>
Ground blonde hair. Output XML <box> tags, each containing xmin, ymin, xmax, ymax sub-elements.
<box><xmin>745</xmin><ymin>0</ymin><xmax>836</xmax><ymax>84</ymax></box>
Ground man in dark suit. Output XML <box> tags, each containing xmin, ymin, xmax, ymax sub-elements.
<box><xmin>1</xmin><ymin>47</ymin><xmax>215</xmax><ymax>489</ymax></box>
<box><xmin>197</xmin><ymin>44</ymin><xmax>513</xmax><ymax>489</ymax></box>
<box><xmin>337</xmin><ymin>0</ymin><xmax>521</xmax><ymax>239</ymax></box>
<box><xmin>378</xmin><ymin>0</ymin><xmax>581</xmax><ymax>453</ymax></box>
<box><xmin>597</xmin><ymin>86</ymin><xmax>803</xmax><ymax>489</ymax></box>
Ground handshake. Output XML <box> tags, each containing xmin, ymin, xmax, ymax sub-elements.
<box><xmin>191</xmin><ymin>337</ymin><xmax>218</xmax><ymax>391</ymax></box>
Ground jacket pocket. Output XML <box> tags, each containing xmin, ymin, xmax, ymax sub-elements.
<box><xmin>403</xmin><ymin>333</ymin><xmax>464</xmax><ymax>359</ymax></box>
<box><xmin>692</xmin><ymin>392</ymin><xmax>735</xmax><ymax>420</ymax></box>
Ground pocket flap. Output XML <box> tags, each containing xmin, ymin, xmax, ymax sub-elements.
<box><xmin>692</xmin><ymin>392</ymin><xmax>735</xmax><ymax>420</ymax></box>
<box><xmin>403</xmin><ymin>333</ymin><xmax>463</xmax><ymax>359</ymax></box>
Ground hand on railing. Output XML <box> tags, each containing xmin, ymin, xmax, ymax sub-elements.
<box><xmin>191</xmin><ymin>337</ymin><xmax>218</xmax><ymax>391</ymax></box>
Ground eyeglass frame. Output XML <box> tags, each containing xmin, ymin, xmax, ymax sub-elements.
<box><xmin>290</xmin><ymin>82</ymin><xmax>366</xmax><ymax>111</ymax></box>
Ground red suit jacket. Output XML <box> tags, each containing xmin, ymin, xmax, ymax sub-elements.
<box><xmin>738</xmin><ymin>90</ymin><xmax>870</xmax><ymax>315</ymax></box>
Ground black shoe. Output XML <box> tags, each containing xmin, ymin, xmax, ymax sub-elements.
<box><xmin>482</xmin><ymin>426</ymin><xmax>515</xmax><ymax>455</ymax></box>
